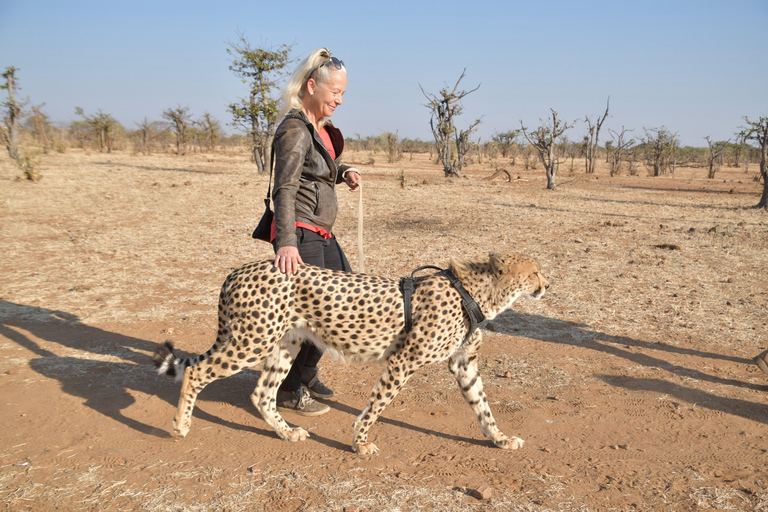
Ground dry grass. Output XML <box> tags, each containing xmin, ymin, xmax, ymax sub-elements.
<box><xmin>1</xmin><ymin>147</ymin><xmax>767</xmax><ymax>512</ymax></box>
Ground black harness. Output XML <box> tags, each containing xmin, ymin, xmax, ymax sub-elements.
<box><xmin>399</xmin><ymin>266</ymin><xmax>486</xmax><ymax>343</ymax></box>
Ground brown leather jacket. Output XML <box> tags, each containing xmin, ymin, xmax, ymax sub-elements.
<box><xmin>272</xmin><ymin>109</ymin><xmax>352</xmax><ymax>249</ymax></box>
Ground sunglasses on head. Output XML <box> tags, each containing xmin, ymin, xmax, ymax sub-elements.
<box><xmin>322</xmin><ymin>56</ymin><xmax>344</xmax><ymax>70</ymax></box>
<box><xmin>310</xmin><ymin>57</ymin><xmax>344</xmax><ymax>81</ymax></box>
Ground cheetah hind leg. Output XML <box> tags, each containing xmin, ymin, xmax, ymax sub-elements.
<box><xmin>172</xmin><ymin>365</ymin><xmax>197</xmax><ymax>438</ymax></box>
<box><xmin>172</xmin><ymin>355</ymin><xmax>241</xmax><ymax>439</ymax></box>
<box><xmin>449</xmin><ymin>352</ymin><xmax>524</xmax><ymax>450</ymax></box>
<box><xmin>251</xmin><ymin>336</ymin><xmax>308</xmax><ymax>442</ymax></box>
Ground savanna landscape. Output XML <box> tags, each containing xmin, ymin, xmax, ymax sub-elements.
<box><xmin>1</xmin><ymin>145</ymin><xmax>767</xmax><ymax>512</ymax></box>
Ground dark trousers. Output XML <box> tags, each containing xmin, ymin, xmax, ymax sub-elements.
<box><xmin>275</xmin><ymin>228</ymin><xmax>352</xmax><ymax>393</ymax></box>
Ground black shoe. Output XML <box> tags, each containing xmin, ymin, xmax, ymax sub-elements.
<box><xmin>755</xmin><ymin>350</ymin><xmax>768</xmax><ymax>375</ymax></box>
<box><xmin>301</xmin><ymin>367</ymin><xmax>334</xmax><ymax>399</ymax></box>
<box><xmin>276</xmin><ymin>388</ymin><xmax>330</xmax><ymax>416</ymax></box>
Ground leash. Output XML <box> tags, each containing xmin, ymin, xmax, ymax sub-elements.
<box><xmin>357</xmin><ymin>184</ymin><xmax>364</xmax><ymax>273</ymax></box>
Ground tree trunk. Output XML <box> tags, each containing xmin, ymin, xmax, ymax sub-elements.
<box><xmin>757</xmin><ymin>146</ymin><xmax>768</xmax><ymax>209</ymax></box>
<box><xmin>757</xmin><ymin>180</ymin><xmax>768</xmax><ymax>210</ymax></box>
<box><xmin>445</xmin><ymin>163</ymin><xmax>460</xmax><ymax>178</ymax></box>
<box><xmin>7</xmin><ymin>120</ymin><xmax>19</xmax><ymax>160</ymax></box>
<box><xmin>546</xmin><ymin>164</ymin><xmax>557</xmax><ymax>189</ymax></box>
<box><xmin>541</xmin><ymin>151</ymin><xmax>557</xmax><ymax>189</ymax></box>
<box><xmin>4</xmin><ymin>70</ymin><xmax>20</xmax><ymax>161</ymax></box>
<box><xmin>253</xmin><ymin>146</ymin><xmax>264</xmax><ymax>174</ymax></box>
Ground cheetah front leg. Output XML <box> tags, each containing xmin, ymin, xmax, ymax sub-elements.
<box><xmin>449</xmin><ymin>333</ymin><xmax>524</xmax><ymax>450</ymax></box>
<box><xmin>352</xmin><ymin>353</ymin><xmax>417</xmax><ymax>455</ymax></box>
<box><xmin>251</xmin><ymin>338</ymin><xmax>308</xmax><ymax>442</ymax></box>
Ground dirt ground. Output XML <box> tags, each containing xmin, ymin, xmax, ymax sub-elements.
<box><xmin>1</xmin><ymin>147</ymin><xmax>767</xmax><ymax>512</ymax></box>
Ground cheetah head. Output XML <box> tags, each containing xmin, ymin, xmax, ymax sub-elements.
<box><xmin>489</xmin><ymin>252</ymin><xmax>549</xmax><ymax>304</ymax></box>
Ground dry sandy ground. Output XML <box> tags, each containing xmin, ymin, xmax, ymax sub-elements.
<box><xmin>1</xmin><ymin>148</ymin><xmax>767</xmax><ymax>512</ymax></box>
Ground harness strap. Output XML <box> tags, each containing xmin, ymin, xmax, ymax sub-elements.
<box><xmin>399</xmin><ymin>277</ymin><xmax>414</xmax><ymax>333</ymax></box>
<box><xmin>399</xmin><ymin>266</ymin><xmax>486</xmax><ymax>343</ymax></box>
<box><xmin>442</xmin><ymin>269</ymin><xmax>486</xmax><ymax>340</ymax></box>
<box><xmin>399</xmin><ymin>265</ymin><xmax>441</xmax><ymax>333</ymax></box>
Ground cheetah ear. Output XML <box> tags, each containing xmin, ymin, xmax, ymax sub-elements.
<box><xmin>489</xmin><ymin>253</ymin><xmax>508</xmax><ymax>277</ymax></box>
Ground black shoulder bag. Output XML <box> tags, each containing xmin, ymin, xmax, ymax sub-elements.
<box><xmin>251</xmin><ymin>146</ymin><xmax>276</xmax><ymax>242</ymax></box>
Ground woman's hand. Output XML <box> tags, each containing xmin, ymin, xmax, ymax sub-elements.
<box><xmin>274</xmin><ymin>245</ymin><xmax>304</xmax><ymax>275</ymax></box>
<box><xmin>345</xmin><ymin>170</ymin><xmax>361</xmax><ymax>192</ymax></box>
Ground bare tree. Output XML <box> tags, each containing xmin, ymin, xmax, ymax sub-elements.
<box><xmin>560</xmin><ymin>136</ymin><xmax>577</xmax><ymax>174</ymax></box>
<box><xmin>420</xmin><ymin>69</ymin><xmax>480</xmax><ymax>177</ymax></box>
<box><xmin>75</xmin><ymin>107</ymin><xmax>119</xmax><ymax>153</ymax></box>
<box><xmin>1</xmin><ymin>66</ymin><xmax>24</xmax><ymax>160</ymax></box>
<box><xmin>704</xmin><ymin>136</ymin><xmax>729</xmax><ymax>179</ymax></box>
<box><xmin>197</xmin><ymin>112</ymin><xmax>222</xmax><ymax>153</ymax></box>
<box><xmin>584</xmin><ymin>97</ymin><xmax>610</xmax><ymax>174</ymax></box>
<box><xmin>520</xmin><ymin>109</ymin><xmax>574</xmax><ymax>189</ymax></box>
<box><xmin>134</xmin><ymin>118</ymin><xmax>167</xmax><ymax>155</ymax></box>
<box><xmin>492</xmin><ymin>130</ymin><xmax>519</xmax><ymax>158</ymax></box>
<box><xmin>162</xmin><ymin>105</ymin><xmax>191</xmax><ymax>155</ymax></box>
<box><xmin>608</xmin><ymin>126</ymin><xmax>635</xmax><ymax>176</ymax></box>
<box><xmin>31</xmin><ymin>105</ymin><xmax>49</xmax><ymax>152</ymax></box>
<box><xmin>642</xmin><ymin>127</ymin><xmax>678</xmax><ymax>176</ymax></box>
<box><xmin>738</xmin><ymin>116</ymin><xmax>768</xmax><ymax>209</ymax></box>
<box><xmin>386</xmin><ymin>131</ymin><xmax>402</xmax><ymax>163</ymax></box>
<box><xmin>454</xmin><ymin>117</ymin><xmax>482</xmax><ymax>174</ymax></box>
<box><xmin>728</xmin><ymin>141</ymin><xmax>745</xmax><ymax>168</ymax></box>
<box><xmin>227</xmin><ymin>34</ymin><xmax>292</xmax><ymax>174</ymax></box>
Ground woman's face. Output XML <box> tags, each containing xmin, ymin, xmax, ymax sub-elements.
<box><xmin>305</xmin><ymin>71</ymin><xmax>347</xmax><ymax>121</ymax></box>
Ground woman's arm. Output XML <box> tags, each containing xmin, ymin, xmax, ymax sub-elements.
<box><xmin>272</xmin><ymin>120</ymin><xmax>311</xmax><ymax>274</ymax></box>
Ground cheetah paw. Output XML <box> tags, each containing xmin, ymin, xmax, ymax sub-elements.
<box><xmin>172</xmin><ymin>422</ymin><xmax>190</xmax><ymax>439</ymax></box>
<box><xmin>281</xmin><ymin>427</ymin><xmax>310</xmax><ymax>443</ymax></box>
<box><xmin>353</xmin><ymin>442</ymin><xmax>380</xmax><ymax>455</ymax></box>
<box><xmin>495</xmin><ymin>436</ymin><xmax>524</xmax><ymax>450</ymax></box>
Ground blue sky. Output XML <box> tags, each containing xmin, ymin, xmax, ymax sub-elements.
<box><xmin>1</xmin><ymin>0</ymin><xmax>766</xmax><ymax>147</ymax></box>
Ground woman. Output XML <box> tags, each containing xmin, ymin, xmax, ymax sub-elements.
<box><xmin>270</xmin><ymin>48</ymin><xmax>361</xmax><ymax>416</ymax></box>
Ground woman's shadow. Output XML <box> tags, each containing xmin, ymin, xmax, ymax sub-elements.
<box><xmin>0</xmin><ymin>300</ymin><xmax>276</xmax><ymax>440</ymax></box>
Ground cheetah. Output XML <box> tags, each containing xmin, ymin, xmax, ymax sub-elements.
<box><xmin>153</xmin><ymin>252</ymin><xmax>549</xmax><ymax>455</ymax></box>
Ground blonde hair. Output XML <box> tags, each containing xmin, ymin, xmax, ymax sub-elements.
<box><xmin>279</xmin><ymin>47</ymin><xmax>346</xmax><ymax>126</ymax></box>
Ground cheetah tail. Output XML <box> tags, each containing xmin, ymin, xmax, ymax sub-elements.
<box><xmin>153</xmin><ymin>340</ymin><xmax>182</xmax><ymax>380</ymax></box>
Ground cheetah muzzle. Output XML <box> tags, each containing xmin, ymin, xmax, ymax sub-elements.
<box><xmin>153</xmin><ymin>252</ymin><xmax>549</xmax><ymax>454</ymax></box>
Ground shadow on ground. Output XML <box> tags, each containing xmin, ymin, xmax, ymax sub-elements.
<box><xmin>487</xmin><ymin>310</ymin><xmax>768</xmax><ymax>424</ymax></box>
<box><xmin>1</xmin><ymin>300</ymin><xmax>494</xmax><ymax>450</ymax></box>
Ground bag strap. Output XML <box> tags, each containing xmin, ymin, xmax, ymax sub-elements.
<box><xmin>264</xmin><ymin>140</ymin><xmax>276</xmax><ymax>210</ymax></box>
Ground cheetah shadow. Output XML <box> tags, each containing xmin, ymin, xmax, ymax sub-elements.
<box><xmin>2</xmin><ymin>300</ymin><xmax>488</xmax><ymax>450</ymax></box>
<box><xmin>0</xmin><ymin>301</ymin><xmax>275</xmax><ymax>440</ymax></box>
<box><xmin>486</xmin><ymin>310</ymin><xmax>768</xmax><ymax>425</ymax></box>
